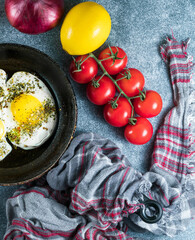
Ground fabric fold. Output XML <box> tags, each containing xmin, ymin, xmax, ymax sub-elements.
<box><xmin>128</xmin><ymin>36</ymin><xmax>195</xmax><ymax>237</ymax></box>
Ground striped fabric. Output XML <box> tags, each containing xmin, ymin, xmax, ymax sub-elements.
<box><xmin>3</xmin><ymin>37</ymin><xmax>194</xmax><ymax>239</ymax></box>
<box><xmin>128</xmin><ymin>37</ymin><xmax>195</xmax><ymax>236</ymax></box>
<box><xmin>154</xmin><ymin>37</ymin><xmax>194</xmax><ymax>180</ymax></box>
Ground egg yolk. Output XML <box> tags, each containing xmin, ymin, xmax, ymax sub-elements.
<box><xmin>0</xmin><ymin>120</ymin><xmax>5</xmax><ymax>140</ymax></box>
<box><xmin>11</xmin><ymin>94</ymin><xmax>44</xmax><ymax>126</ymax></box>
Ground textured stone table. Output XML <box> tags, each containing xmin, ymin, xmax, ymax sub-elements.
<box><xmin>0</xmin><ymin>0</ymin><xmax>194</xmax><ymax>239</ymax></box>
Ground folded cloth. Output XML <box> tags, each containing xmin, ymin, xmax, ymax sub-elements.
<box><xmin>127</xmin><ymin>36</ymin><xmax>195</xmax><ymax>236</ymax></box>
<box><xmin>3</xmin><ymin>37</ymin><xmax>194</xmax><ymax>240</ymax></box>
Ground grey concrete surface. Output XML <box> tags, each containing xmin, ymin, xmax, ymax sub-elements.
<box><xmin>0</xmin><ymin>0</ymin><xmax>194</xmax><ymax>239</ymax></box>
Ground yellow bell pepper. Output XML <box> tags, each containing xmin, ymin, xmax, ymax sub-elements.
<box><xmin>60</xmin><ymin>2</ymin><xmax>111</xmax><ymax>55</ymax></box>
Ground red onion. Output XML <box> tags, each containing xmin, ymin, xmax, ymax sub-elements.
<box><xmin>5</xmin><ymin>0</ymin><xmax>65</xmax><ymax>34</ymax></box>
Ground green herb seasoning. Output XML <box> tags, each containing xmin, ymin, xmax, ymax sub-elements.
<box><xmin>7</xmin><ymin>74</ymin><xmax>44</xmax><ymax>103</ymax></box>
<box><xmin>0</xmin><ymin>87</ymin><xmax>5</xmax><ymax>110</ymax></box>
<box><xmin>43</xmin><ymin>98</ymin><xmax>56</xmax><ymax>121</ymax></box>
<box><xmin>7</xmin><ymin>128</ymin><xmax>21</xmax><ymax>145</ymax></box>
<box><xmin>0</xmin><ymin>144</ymin><xmax>7</xmax><ymax>158</ymax></box>
<box><xmin>0</xmin><ymin>87</ymin><xmax>4</xmax><ymax>98</ymax></box>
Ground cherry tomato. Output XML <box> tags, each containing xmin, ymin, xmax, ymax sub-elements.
<box><xmin>98</xmin><ymin>46</ymin><xmax>128</xmax><ymax>75</ymax></box>
<box><xmin>116</xmin><ymin>68</ymin><xmax>145</xmax><ymax>97</ymax></box>
<box><xmin>69</xmin><ymin>55</ymin><xmax>98</xmax><ymax>84</ymax></box>
<box><xmin>124</xmin><ymin>117</ymin><xmax>153</xmax><ymax>145</ymax></box>
<box><xmin>86</xmin><ymin>75</ymin><xmax>116</xmax><ymax>105</ymax></box>
<box><xmin>133</xmin><ymin>90</ymin><xmax>163</xmax><ymax>118</ymax></box>
<box><xmin>103</xmin><ymin>97</ymin><xmax>132</xmax><ymax>127</ymax></box>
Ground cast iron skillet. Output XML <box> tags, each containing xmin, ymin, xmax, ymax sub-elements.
<box><xmin>0</xmin><ymin>44</ymin><xmax>77</xmax><ymax>185</ymax></box>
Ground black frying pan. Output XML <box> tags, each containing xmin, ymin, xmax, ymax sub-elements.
<box><xmin>0</xmin><ymin>44</ymin><xmax>77</xmax><ymax>185</ymax></box>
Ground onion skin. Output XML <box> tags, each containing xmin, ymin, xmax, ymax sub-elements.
<box><xmin>5</xmin><ymin>0</ymin><xmax>65</xmax><ymax>34</ymax></box>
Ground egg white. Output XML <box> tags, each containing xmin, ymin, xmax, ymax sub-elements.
<box><xmin>0</xmin><ymin>70</ymin><xmax>12</xmax><ymax>160</ymax></box>
<box><xmin>0</xmin><ymin>137</ymin><xmax>12</xmax><ymax>161</ymax></box>
<box><xmin>0</xmin><ymin>69</ymin><xmax>7</xmax><ymax>84</ymax></box>
<box><xmin>0</xmin><ymin>115</ymin><xmax>12</xmax><ymax>162</ymax></box>
<box><xmin>5</xmin><ymin>71</ymin><xmax>57</xmax><ymax>150</ymax></box>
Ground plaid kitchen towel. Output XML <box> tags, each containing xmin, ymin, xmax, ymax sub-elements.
<box><xmin>3</xmin><ymin>37</ymin><xmax>195</xmax><ymax>239</ymax></box>
<box><xmin>127</xmin><ymin>36</ymin><xmax>195</xmax><ymax>236</ymax></box>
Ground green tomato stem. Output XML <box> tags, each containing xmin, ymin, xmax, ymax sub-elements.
<box><xmin>80</xmin><ymin>55</ymin><xmax>91</xmax><ymax>65</ymax></box>
<box><xmin>99</xmin><ymin>56</ymin><xmax>114</xmax><ymax>61</ymax></box>
<box><xmin>115</xmin><ymin>91</ymin><xmax>122</xmax><ymax>102</ymax></box>
<box><xmin>115</xmin><ymin>76</ymin><xmax>126</xmax><ymax>82</ymax></box>
<box><xmin>129</xmin><ymin>95</ymin><xmax>141</xmax><ymax>100</ymax></box>
<box><xmin>92</xmin><ymin>73</ymin><xmax>106</xmax><ymax>88</ymax></box>
<box><xmin>97</xmin><ymin>73</ymin><xmax>106</xmax><ymax>83</ymax></box>
<box><xmin>89</xmin><ymin>52</ymin><xmax>135</xmax><ymax>117</ymax></box>
<box><xmin>89</xmin><ymin>53</ymin><xmax>129</xmax><ymax>98</ymax></box>
<box><xmin>72</xmin><ymin>55</ymin><xmax>91</xmax><ymax>73</ymax></box>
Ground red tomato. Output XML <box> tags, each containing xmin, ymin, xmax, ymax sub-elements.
<box><xmin>86</xmin><ymin>75</ymin><xmax>116</xmax><ymax>105</ymax></box>
<box><xmin>103</xmin><ymin>97</ymin><xmax>132</xmax><ymax>127</ymax></box>
<box><xmin>116</xmin><ymin>68</ymin><xmax>145</xmax><ymax>97</ymax></box>
<box><xmin>133</xmin><ymin>90</ymin><xmax>163</xmax><ymax>118</ymax></box>
<box><xmin>69</xmin><ymin>55</ymin><xmax>98</xmax><ymax>84</ymax></box>
<box><xmin>124</xmin><ymin>117</ymin><xmax>153</xmax><ymax>145</ymax></box>
<box><xmin>98</xmin><ymin>46</ymin><xmax>127</xmax><ymax>75</ymax></box>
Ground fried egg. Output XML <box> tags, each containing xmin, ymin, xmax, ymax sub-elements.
<box><xmin>6</xmin><ymin>71</ymin><xmax>57</xmax><ymax>150</ymax></box>
<box><xmin>0</xmin><ymin>119</ymin><xmax>12</xmax><ymax>161</ymax></box>
<box><xmin>0</xmin><ymin>70</ymin><xmax>12</xmax><ymax>161</ymax></box>
<box><xmin>0</xmin><ymin>70</ymin><xmax>57</xmax><ymax>152</ymax></box>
